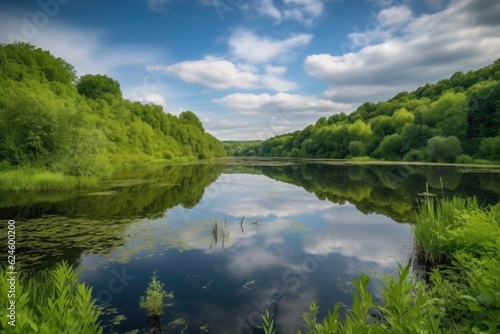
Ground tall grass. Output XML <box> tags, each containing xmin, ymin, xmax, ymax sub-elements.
<box><xmin>0</xmin><ymin>262</ymin><xmax>102</xmax><ymax>333</ymax></box>
<box><xmin>0</xmin><ymin>168</ymin><xmax>97</xmax><ymax>191</ymax></box>
<box><xmin>412</xmin><ymin>195</ymin><xmax>481</xmax><ymax>265</ymax></box>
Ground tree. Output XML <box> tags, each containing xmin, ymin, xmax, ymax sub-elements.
<box><xmin>0</xmin><ymin>95</ymin><xmax>56</xmax><ymax>164</ymax></box>
<box><xmin>373</xmin><ymin>134</ymin><xmax>403</xmax><ymax>160</ymax></box>
<box><xmin>426</xmin><ymin>136</ymin><xmax>462</xmax><ymax>163</ymax></box>
<box><xmin>76</xmin><ymin>74</ymin><xmax>122</xmax><ymax>100</ymax></box>
<box><xmin>392</xmin><ymin>108</ymin><xmax>415</xmax><ymax>131</ymax></box>
<box><xmin>478</xmin><ymin>137</ymin><xmax>500</xmax><ymax>161</ymax></box>
<box><xmin>348</xmin><ymin>141</ymin><xmax>366</xmax><ymax>157</ymax></box>
<box><xmin>179</xmin><ymin>111</ymin><xmax>204</xmax><ymax>132</ymax></box>
<box><xmin>348</xmin><ymin>119</ymin><xmax>372</xmax><ymax>141</ymax></box>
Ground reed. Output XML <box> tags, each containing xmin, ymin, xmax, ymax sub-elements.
<box><xmin>412</xmin><ymin>195</ymin><xmax>480</xmax><ymax>265</ymax></box>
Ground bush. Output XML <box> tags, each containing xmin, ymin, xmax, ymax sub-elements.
<box><xmin>456</xmin><ymin>154</ymin><xmax>474</xmax><ymax>164</ymax></box>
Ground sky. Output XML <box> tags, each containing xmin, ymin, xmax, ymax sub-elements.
<box><xmin>1</xmin><ymin>0</ymin><xmax>499</xmax><ymax>140</ymax></box>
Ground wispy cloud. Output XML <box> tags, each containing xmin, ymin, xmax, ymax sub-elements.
<box><xmin>229</xmin><ymin>29</ymin><xmax>312</xmax><ymax>64</ymax></box>
<box><xmin>254</xmin><ymin>0</ymin><xmax>326</xmax><ymax>25</ymax></box>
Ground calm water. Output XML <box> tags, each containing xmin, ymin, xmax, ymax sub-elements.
<box><xmin>1</xmin><ymin>160</ymin><xmax>499</xmax><ymax>333</ymax></box>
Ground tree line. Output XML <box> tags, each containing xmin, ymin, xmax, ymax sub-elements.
<box><xmin>235</xmin><ymin>59</ymin><xmax>500</xmax><ymax>163</ymax></box>
<box><xmin>0</xmin><ymin>43</ymin><xmax>226</xmax><ymax>178</ymax></box>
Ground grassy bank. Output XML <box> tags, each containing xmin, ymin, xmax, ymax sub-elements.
<box><xmin>0</xmin><ymin>168</ymin><xmax>98</xmax><ymax>191</ymax></box>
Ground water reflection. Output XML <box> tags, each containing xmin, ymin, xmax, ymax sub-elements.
<box><xmin>81</xmin><ymin>173</ymin><xmax>413</xmax><ymax>333</ymax></box>
<box><xmin>1</xmin><ymin>161</ymin><xmax>498</xmax><ymax>333</ymax></box>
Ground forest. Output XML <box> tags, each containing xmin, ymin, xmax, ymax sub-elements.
<box><xmin>234</xmin><ymin>59</ymin><xmax>500</xmax><ymax>163</ymax></box>
<box><xmin>0</xmin><ymin>43</ymin><xmax>226</xmax><ymax>182</ymax></box>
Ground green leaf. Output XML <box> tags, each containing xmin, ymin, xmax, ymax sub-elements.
<box><xmin>467</xmin><ymin>301</ymin><xmax>482</xmax><ymax>312</ymax></box>
<box><xmin>475</xmin><ymin>294</ymin><xmax>494</xmax><ymax>307</ymax></box>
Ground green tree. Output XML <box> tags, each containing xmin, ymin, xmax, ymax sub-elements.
<box><xmin>76</xmin><ymin>74</ymin><xmax>122</xmax><ymax>100</ymax></box>
<box><xmin>478</xmin><ymin>137</ymin><xmax>500</xmax><ymax>162</ymax></box>
<box><xmin>373</xmin><ymin>134</ymin><xmax>403</xmax><ymax>160</ymax></box>
<box><xmin>427</xmin><ymin>136</ymin><xmax>462</xmax><ymax>163</ymax></box>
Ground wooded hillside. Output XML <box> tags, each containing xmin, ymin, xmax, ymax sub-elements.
<box><xmin>0</xmin><ymin>43</ymin><xmax>226</xmax><ymax>177</ymax></box>
<box><xmin>238</xmin><ymin>59</ymin><xmax>500</xmax><ymax>163</ymax></box>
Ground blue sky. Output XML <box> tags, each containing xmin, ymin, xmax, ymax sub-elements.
<box><xmin>1</xmin><ymin>0</ymin><xmax>499</xmax><ymax>140</ymax></box>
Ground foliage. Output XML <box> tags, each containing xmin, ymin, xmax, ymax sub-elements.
<box><xmin>0</xmin><ymin>43</ymin><xmax>226</xmax><ymax>190</ymax></box>
<box><xmin>76</xmin><ymin>74</ymin><xmax>122</xmax><ymax>100</ymax></box>
<box><xmin>138</xmin><ymin>271</ymin><xmax>173</xmax><ymax>317</ymax></box>
<box><xmin>0</xmin><ymin>262</ymin><xmax>102</xmax><ymax>333</ymax></box>
<box><xmin>223</xmin><ymin>140</ymin><xmax>263</xmax><ymax>156</ymax></box>
<box><xmin>261</xmin><ymin>309</ymin><xmax>277</xmax><ymax>334</ymax></box>
<box><xmin>238</xmin><ymin>58</ymin><xmax>500</xmax><ymax>163</ymax></box>
<box><xmin>426</xmin><ymin>136</ymin><xmax>462</xmax><ymax>163</ymax></box>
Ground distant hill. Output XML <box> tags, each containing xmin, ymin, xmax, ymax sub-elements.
<box><xmin>237</xmin><ymin>59</ymin><xmax>500</xmax><ymax>163</ymax></box>
<box><xmin>0</xmin><ymin>43</ymin><xmax>226</xmax><ymax>177</ymax></box>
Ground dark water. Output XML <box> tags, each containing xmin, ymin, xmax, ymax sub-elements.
<box><xmin>1</xmin><ymin>160</ymin><xmax>499</xmax><ymax>333</ymax></box>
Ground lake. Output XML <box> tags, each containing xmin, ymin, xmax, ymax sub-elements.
<box><xmin>1</xmin><ymin>159</ymin><xmax>499</xmax><ymax>333</ymax></box>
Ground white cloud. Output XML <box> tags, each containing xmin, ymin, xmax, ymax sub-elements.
<box><xmin>144</xmin><ymin>93</ymin><xmax>166</xmax><ymax>107</ymax></box>
<box><xmin>148</xmin><ymin>56</ymin><xmax>298</xmax><ymax>92</ymax></box>
<box><xmin>209</xmin><ymin>93</ymin><xmax>353</xmax><ymax>139</ymax></box>
<box><xmin>0</xmin><ymin>12</ymin><xmax>161</xmax><ymax>79</ymax></box>
<box><xmin>229</xmin><ymin>29</ymin><xmax>312</xmax><ymax>64</ymax></box>
<box><xmin>257</xmin><ymin>0</ymin><xmax>282</xmax><ymax>20</ymax></box>
<box><xmin>260</xmin><ymin>74</ymin><xmax>298</xmax><ymax>91</ymax></box>
<box><xmin>377</xmin><ymin>5</ymin><xmax>412</xmax><ymax>27</ymax></box>
<box><xmin>214</xmin><ymin>92</ymin><xmax>349</xmax><ymax>115</ymax></box>
<box><xmin>266</xmin><ymin>65</ymin><xmax>287</xmax><ymax>75</ymax></box>
<box><xmin>254</xmin><ymin>0</ymin><xmax>325</xmax><ymax>25</ymax></box>
<box><xmin>304</xmin><ymin>0</ymin><xmax>500</xmax><ymax>104</ymax></box>
<box><xmin>147</xmin><ymin>57</ymin><xmax>260</xmax><ymax>90</ymax></box>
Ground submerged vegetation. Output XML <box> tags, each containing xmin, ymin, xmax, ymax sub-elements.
<box><xmin>237</xmin><ymin>59</ymin><xmax>500</xmax><ymax>164</ymax></box>
<box><xmin>0</xmin><ymin>43</ymin><xmax>226</xmax><ymax>191</ymax></box>
<box><xmin>261</xmin><ymin>196</ymin><xmax>500</xmax><ymax>333</ymax></box>
<box><xmin>0</xmin><ymin>262</ymin><xmax>102</xmax><ymax>334</ymax></box>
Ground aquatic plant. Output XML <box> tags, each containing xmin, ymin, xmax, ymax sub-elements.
<box><xmin>138</xmin><ymin>271</ymin><xmax>173</xmax><ymax>317</ymax></box>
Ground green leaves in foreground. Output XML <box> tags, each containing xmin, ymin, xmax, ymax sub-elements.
<box><xmin>0</xmin><ymin>261</ymin><xmax>102</xmax><ymax>334</ymax></box>
<box><xmin>295</xmin><ymin>265</ymin><xmax>446</xmax><ymax>334</ymax></box>
<box><xmin>138</xmin><ymin>271</ymin><xmax>174</xmax><ymax>317</ymax></box>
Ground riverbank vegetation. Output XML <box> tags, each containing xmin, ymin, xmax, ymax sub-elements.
<box><xmin>0</xmin><ymin>43</ymin><xmax>226</xmax><ymax>191</ymax></box>
<box><xmin>0</xmin><ymin>262</ymin><xmax>102</xmax><ymax>334</ymax></box>
<box><xmin>262</xmin><ymin>196</ymin><xmax>500</xmax><ymax>333</ymax></box>
<box><xmin>236</xmin><ymin>59</ymin><xmax>500</xmax><ymax>164</ymax></box>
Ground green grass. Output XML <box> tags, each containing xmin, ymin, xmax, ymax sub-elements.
<box><xmin>0</xmin><ymin>168</ymin><xmax>97</xmax><ymax>191</ymax></box>
<box><xmin>0</xmin><ymin>262</ymin><xmax>102</xmax><ymax>333</ymax></box>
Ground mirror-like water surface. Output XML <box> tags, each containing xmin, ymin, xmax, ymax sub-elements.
<box><xmin>1</xmin><ymin>161</ymin><xmax>499</xmax><ymax>333</ymax></box>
